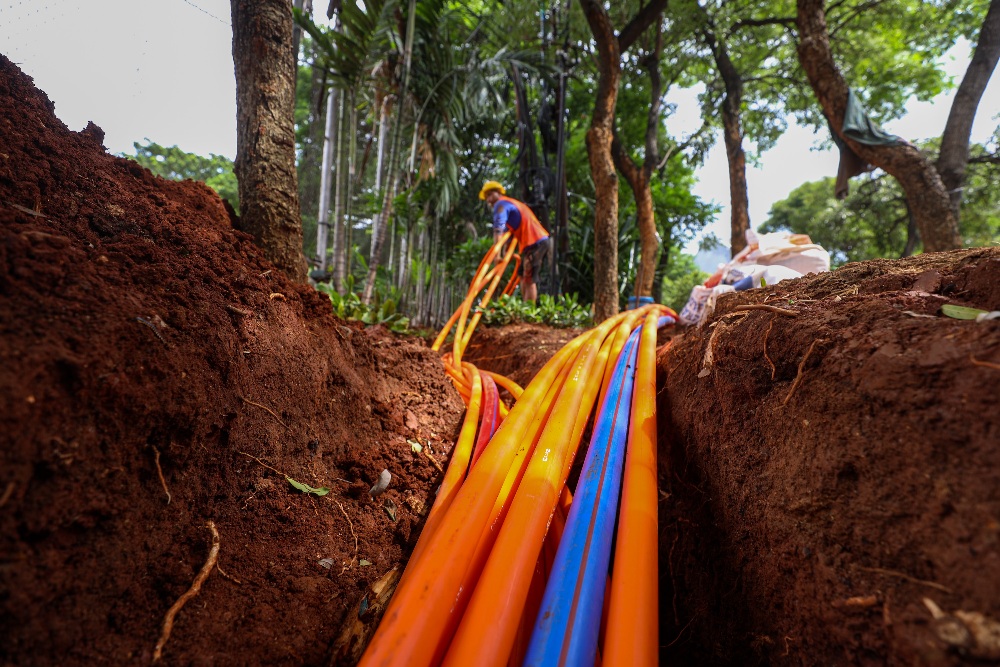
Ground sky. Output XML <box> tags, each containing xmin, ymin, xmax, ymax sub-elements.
<box><xmin>1</xmin><ymin>0</ymin><xmax>997</xmax><ymax>259</ymax></box>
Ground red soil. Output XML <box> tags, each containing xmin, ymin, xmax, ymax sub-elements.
<box><xmin>4</xmin><ymin>50</ymin><xmax>999</xmax><ymax>667</ymax></box>
<box><xmin>0</xmin><ymin>55</ymin><xmax>463</xmax><ymax>666</ymax></box>
<box><xmin>658</xmin><ymin>249</ymin><xmax>1000</xmax><ymax>665</ymax></box>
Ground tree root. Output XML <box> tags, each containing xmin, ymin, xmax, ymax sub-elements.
<box><xmin>423</xmin><ymin>447</ymin><xmax>444</xmax><ymax>473</ymax></box>
<box><xmin>763</xmin><ymin>319</ymin><xmax>776</xmax><ymax>381</ymax></box>
<box><xmin>858</xmin><ymin>565</ymin><xmax>952</xmax><ymax>593</ymax></box>
<box><xmin>238</xmin><ymin>450</ymin><xmax>287</xmax><ymax>477</ymax></box>
<box><xmin>970</xmin><ymin>355</ymin><xmax>1000</xmax><ymax>371</ymax></box>
<box><xmin>239</xmin><ymin>396</ymin><xmax>289</xmax><ymax>429</ymax></box>
<box><xmin>0</xmin><ymin>481</ymin><xmax>14</xmax><ymax>509</ymax></box>
<box><xmin>782</xmin><ymin>339</ymin><xmax>824</xmax><ymax>406</ymax></box>
<box><xmin>153</xmin><ymin>521</ymin><xmax>220</xmax><ymax>662</ymax></box>
<box><xmin>733</xmin><ymin>304</ymin><xmax>799</xmax><ymax>317</ymax></box>
<box><xmin>216</xmin><ymin>563</ymin><xmax>242</xmax><ymax>585</ymax></box>
<box><xmin>336</xmin><ymin>501</ymin><xmax>358</xmax><ymax>574</ymax></box>
<box><xmin>151</xmin><ymin>446</ymin><xmax>171</xmax><ymax>505</ymax></box>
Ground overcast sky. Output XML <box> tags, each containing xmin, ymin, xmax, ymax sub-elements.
<box><xmin>1</xmin><ymin>0</ymin><xmax>997</xmax><ymax>255</ymax></box>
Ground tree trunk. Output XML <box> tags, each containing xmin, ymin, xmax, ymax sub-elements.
<box><xmin>291</xmin><ymin>0</ymin><xmax>310</xmax><ymax>58</ymax></box>
<box><xmin>721</xmin><ymin>100</ymin><xmax>750</xmax><ymax>256</ymax></box>
<box><xmin>580</xmin><ymin>0</ymin><xmax>622</xmax><ymax>322</ymax></box>
<box><xmin>363</xmin><ymin>0</ymin><xmax>415</xmax><ymax>305</ymax></box>
<box><xmin>611</xmin><ymin>21</ymin><xmax>663</xmax><ymax>300</ymax></box>
<box><xmin>299</xmin><ymin>44</ymin><xmax>327</xmax><ymax>227</ymax></box>
<box><xmin>612</xmin><ymin>137</ymin><xmax>657</xmax><ymax>299</ymax></box>
<box><xmin>937</xmin><ymin>0</ymin><xmax>1000</xmax><ymax>218</ymax></box>
<box><xmin>231</xmin><ymin>0</ymin><xmax>308</xmax><ymax>282</ymax></box>
<box><xmin>345</xmin><ymin>90</ymin><xmax>358</xmax><ymax>279</ymax></box>
<box><xmin>332</xmin><ymin>91</ymin><xmax>348</xmax><ymax>290</ymax></box>
<box><xmin>796</xmin><ymin>0</ymin><xmax>961</xmax><ymax>252</ymax></box>
<box><xmin>316</xmin><ymin>85</ymin><xmax>337</xmax><ymax>271</ymax></box>
<box><xmin>697</xmin><ymin>8</ymin><xmax>750</xmax><ymax>257</ymax></box>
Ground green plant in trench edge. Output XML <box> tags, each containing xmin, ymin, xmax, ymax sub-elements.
<box><xmin>316</xmin><ymin>275</ymin><xmax>411</xmax><ymax>333</ymax></box>
<box><xmin>480</xmin><ymin>293</ymin><xmax>592</xmax><ymax>329</ymax></box>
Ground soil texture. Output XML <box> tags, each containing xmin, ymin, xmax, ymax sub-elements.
<box><xmin>0</xmin><ymin>55</ymin><xmax>464</xmax><ymax>666</ymax></box>
<box><xmin>4</xmin><ymin>50</ymin><xmax>1000</xmax><ymax>667</ymax></box>
<box><xmin>658</xmin><ymin>249</ymin><xmax>1000</xmax><ymax>666</ymax></box>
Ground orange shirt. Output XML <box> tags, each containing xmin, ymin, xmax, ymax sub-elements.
<box><xmin>493</xmin><ymin>195</ymin><xmax>548</xmax><ymax>250</ymax></box>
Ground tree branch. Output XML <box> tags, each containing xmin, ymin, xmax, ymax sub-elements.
<box><xmin>730</xmin><ymin>16</ymin><xmax>797</xmax><ymax>33</ymax></box>
<box><xmin>830</xmin><ymin>0</ymin><xmax>892</xmax><ymax>37</ymax></box>
<box><xmin>618</xmin><ymin>0</ymin><xmax>669</xmax><ymax>53</ymax></box>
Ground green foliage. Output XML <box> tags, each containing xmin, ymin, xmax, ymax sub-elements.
<box><xmin>660</xmin><ymin>251</ymin><xmax>709</xmax><ymax>314</ymax></box>
<box><xmin>941</xmin><ymin>304</ymin><xmax>988</xmax><ymax>320</ymax></box>
<box><xmin>761</xmin><ymin>140</ymin><xmax>1000</xmax><ymax>265</ymax></box>
<box><xmin>480</xmin><ymin>293</ymin><xmax>592</xmax><ymax>329</ymax></box>
<box><xmin>127</xmin><ymin>140</ymin><xmax>239</xmax><ymax>212</ymax></box>
<box><xmin>445</xmin><ymin>236</ymin><xmax>495</xmax><ymax>280</ymax></box>
<box><xmin>316</xmin><ymin>274</ymin><xmax>411</xmax><ymax>333</ymax></box>
<box><xmin>286</xmin><ymin>477</ymin><xmax>330</xmax><ymax>496</ymax></box>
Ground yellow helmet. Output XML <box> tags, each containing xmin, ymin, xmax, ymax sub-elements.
<box><xmin>478</xmin><ymin>180</ymin><xmax>506</xmax><ymax>200</ymax></box>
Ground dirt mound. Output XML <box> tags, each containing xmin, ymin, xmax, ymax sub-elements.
<box><xmin>0</xmin><ymin>55</ymin><xmax>463</xmax><ymax>665</ymax></box>
<box><xmin>462</xmin><ymin>323</ymin><xmax>581</xmax><ymax>388</ymax></box>
<box><xmin>658</xmin><ymin>248</ymin><xmax>1000</xmax><ymax>665</ymax></box>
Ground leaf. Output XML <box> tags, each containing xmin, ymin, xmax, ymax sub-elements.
<box><xmin>359</xmin><ymin>559</ymin><xmax>372</xmax><ymax>566</ymax></box>
<box><xmin>408</xmin><ymin>439</ymin><xmax>423</xmax><ymax>453</ymax></box>
<box><xmin>286</xmin><ymin>476</ymin><xmax>330</xmax><ymax>496</ymax></box>
<box><xmin>941</xmin><ymin>304</ymin><xmax>988</xmax><ymax>320</ymax></box>
<box><xmin>383</xmin><ymin>499</ymin><xmax>397</xmax><ymax>522</ymax></box>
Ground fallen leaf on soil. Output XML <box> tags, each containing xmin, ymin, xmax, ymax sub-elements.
<box><xmin>360</xmin><ymin>559</ymin><xmax>372</xmax><ymax>566</ymax></box>
<box><xmin>285</xmin><ymin>477</ymin><xmax>329</xmax><ymax>496</ymax></box>
<box><xmin>383</xmin><ymin>499</ymin><xmax>396</xmax><ymax>522</ymax></box>
<box><xmin>408</xmin><ymin>439</ymin><xmax>423</xmax><ymax>453</ymax></box>
<box><xmin>941</xmin><ymin>304</ymin><xmax>988</xmax><ymax>320</ymax></box>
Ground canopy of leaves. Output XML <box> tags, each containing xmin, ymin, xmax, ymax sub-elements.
<box><xmin>761</xmin><ymin>140</ymin><xmax>1000</xmax><ymax>265</ymax></box>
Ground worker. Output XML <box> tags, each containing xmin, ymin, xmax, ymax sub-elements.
<box><xmin>479</xmin><ymin>181</ymin><xmax>552</xmax><ymax>303</ymax></box>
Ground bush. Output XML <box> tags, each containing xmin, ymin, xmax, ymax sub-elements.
<box><xmin>315</xmin><ymin>275</ymin><xmax>411</xmax><ymax>334</ymax></box>
<box><xmin>480</xmin><ymin>293</ymin><xmax>591</xmax><ymax>329</ymax></box>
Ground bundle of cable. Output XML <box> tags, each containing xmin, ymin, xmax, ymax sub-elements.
<box><xmin>359</xmin><ymin>235</ymin><xmax>675</xmax><ymax>667</ymax></box>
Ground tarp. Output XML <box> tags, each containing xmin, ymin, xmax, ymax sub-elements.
<box><xmin>831</xmin><ymin>89</ymin><xmax>903</xmax><ymax>198</ymax></box>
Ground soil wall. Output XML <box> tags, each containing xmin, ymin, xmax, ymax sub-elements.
<box><xmin>0</xmin><ymin>55</ymin><xmax>463</xmax><ymax>665</ymax></box>
<box><xmin>658</xmin><ymin>249</ymin><xmax>1000</xmax><ymax>665</ymax></box>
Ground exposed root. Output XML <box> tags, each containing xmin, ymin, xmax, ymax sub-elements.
<box><xmin>216</xmin><ymin>563</ymin><xmax>242</xmax><ymax>585</ymax></box>
<box><xmin>698</xmin><ymin>322</ymin><xmax>726</xmax><ymax>378</ymax></box>
<box><xmin>423</xmin><ymin>447</ymin><xmax>444</xmax><ymax>473</ymax></box>
<box><xmin>151</xmin><ymin>446</ymin><xmax>171</xmax><ymax>505</ymax></box>
<box><xmin>782</xmin><ymin>339</ymin><xmax>824</xmax><ymax>406</ymax></box>
<box><xmin>225</xmin><ymin>304</ymin><xmax>252</xmax><ymax>317</ymax></box>
<box><xmin>970</xmin><ymin>355</ymin><xmax>1000</xmax><ymax>371</ymax></box>
<box><xmin>858</xmin><ymin>566</ymin><xmax>952</xmax><ymax>593</ymax></box>
<box><xmin>763</xmin><ymin>319</ymin><xmax>776</xmax><ymax>381</ymax></box>
<box><xmin>239</xmin><ymin>396</ymin><xmax>289</xmax><ymax>429</ymax></box>
<box><xmin>698</xmin><ymin>315</ymin><xmax>748</xmax><ymax>378</ymax></box>
<box><xmin>238</xmin><ymin>450</ymin><xmax>288</xmax><ymax>477</ymax></box>
<box><xmin>336</xmin><ymin>501</ymin><xmax>358</xmax><ymax>574</ymax></box>
<box><xmin>733</xmin><ymin>304</ymin><xmax>799</xmax><ymax>317</ymax></box>
<box><xmin>0</xmin><ymin>481</ymin><xmax>14</xmax><ymax>509</ymax></box>
<box><xmin>153</xmin><ymin>521</ymin><xmax>220</xmax><ymax>662</ymax></box>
